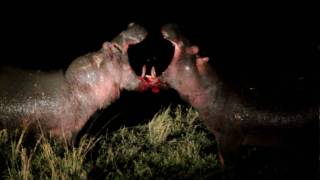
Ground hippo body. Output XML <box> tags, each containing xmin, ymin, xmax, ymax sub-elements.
<box><xmin>0</xmin><ymin>68</ymin><xmax>74</xmax><ymax>132</ymax></box>
<box><xmin>0</xmin><ymin>23</ymin><xmax>148</xmax><ymax>143</ymax></box>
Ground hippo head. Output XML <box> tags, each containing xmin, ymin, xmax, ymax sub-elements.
<box><xmin>109</xmin><ymin>23</ymin><xmax>149</xmax><ymax>92</ymax></box>
<box><xmin>142</xmin><ymin>24</ymin><xmax>215</xmax><ymax>99</ymax></box>
<box><xmin>64</xmin><ymin>23</ymin><xmax>150</xmax><ymax>109</ymax></box>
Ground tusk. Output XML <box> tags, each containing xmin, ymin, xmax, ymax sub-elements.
<box><xmin>151</xmin><ymin>66</ymin><xmax>156</xmax><ymax>77</ymax></box>
<box><xmin>141</xmin><ymin>64</ymin><xmax>146</xmax><ymax>77</ymax></box>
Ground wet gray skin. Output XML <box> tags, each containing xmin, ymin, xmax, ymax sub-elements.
<box><xmin>0</xmin><ymin>23</ymin><xmax>148</xmax><ymax>144</ymax></box>
<box><xmin>156</xmin><ymin>24</ymin><xmax>318</xmax><ymax>167</ymax></box>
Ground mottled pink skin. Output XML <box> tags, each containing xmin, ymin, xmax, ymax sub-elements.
<box><xmin>0</xmin><ymin>23</ymin><xmax>148</xmax><ymax>144</ymax></box>
<box><xmin>155</xmin><ymin>24</ymin><xmax>318</xmax><ymax>167</ymax></box>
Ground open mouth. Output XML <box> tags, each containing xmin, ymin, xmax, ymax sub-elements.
<box><xmin>128</xmin><ymin>30</ymin><xmax>174</xmax><ymax>81</ymax></box>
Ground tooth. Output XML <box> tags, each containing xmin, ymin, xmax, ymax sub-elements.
<box><xmin>151</xmin><ymin>66</ymin><xmax>156</xmax><ymax>77</ymax></box>
<box><xmin>141</xmin><ymin>64</ymin><xmax>146</xmax><ymax>77</ymax></box>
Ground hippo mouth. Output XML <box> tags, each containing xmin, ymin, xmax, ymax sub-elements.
<box><xmin>128</xmin><ymin>30</ymin><xmax>174</xmax><ymax>92</ymax></box>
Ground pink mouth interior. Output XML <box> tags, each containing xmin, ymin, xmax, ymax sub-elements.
<box><xmin>146</xmin><ymin>77</ymin><xmax>161</xmax><ymax>93</ymax></box>
<box><xmin>138</xmin><ymin>76</ymin><xmax>161</xmax><ymax>93</ymax></box>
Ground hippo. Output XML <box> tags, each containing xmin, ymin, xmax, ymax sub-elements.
<box><xmin>146</xmin><ymin>24</ymin><xmax>318</xmax><ymax>167</ymax></box>
<box><xmin>0</xmin><ymin>23</ymin><xmax>149</xmax><ymax>144</ymax></box>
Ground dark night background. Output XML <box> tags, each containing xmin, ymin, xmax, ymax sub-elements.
<box><xmin>0</xmin><ymin>4</ymin><xmax>318</xmax><ymax>91</ymax></box>
<box><xmin>0</xmin><ymin>2</ymin><xmax>319</xmax><ymax>179</ymax></box>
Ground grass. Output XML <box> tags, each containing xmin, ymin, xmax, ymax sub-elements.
<box><xmin>0</xmin><ymin>105</ymin><xmax>221</xmax><ymax>179</ymax></box>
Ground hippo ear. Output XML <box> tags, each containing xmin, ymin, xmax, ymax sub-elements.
<box><xmin>112</xmin><ymin>23</ymin><xmax>148</xmax><ymax>53</ymax></box>
<box><xmin>186</xmin><ymin>46</ymin><xmax>199</xmax><ymax>55</ymax></box>
<box><xmin>90</xmin><ymin>54</ymin><xmax>104</xmax><ymax>68</ymax></box>
<box><xmin>102</xmin><ymin>42</ymin><xmax>114</xmax><ymax>54</ymax></box>
<box><xmin>197</xmin><ymin>56</ymin><xmax>209</xmax><ymax>62</ymax></box>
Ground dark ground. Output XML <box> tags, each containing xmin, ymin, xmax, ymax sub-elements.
<box><xmin>0</xmin><ymin>3</ymin><xmax>319</xmax><ymax>179</ymax></box>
